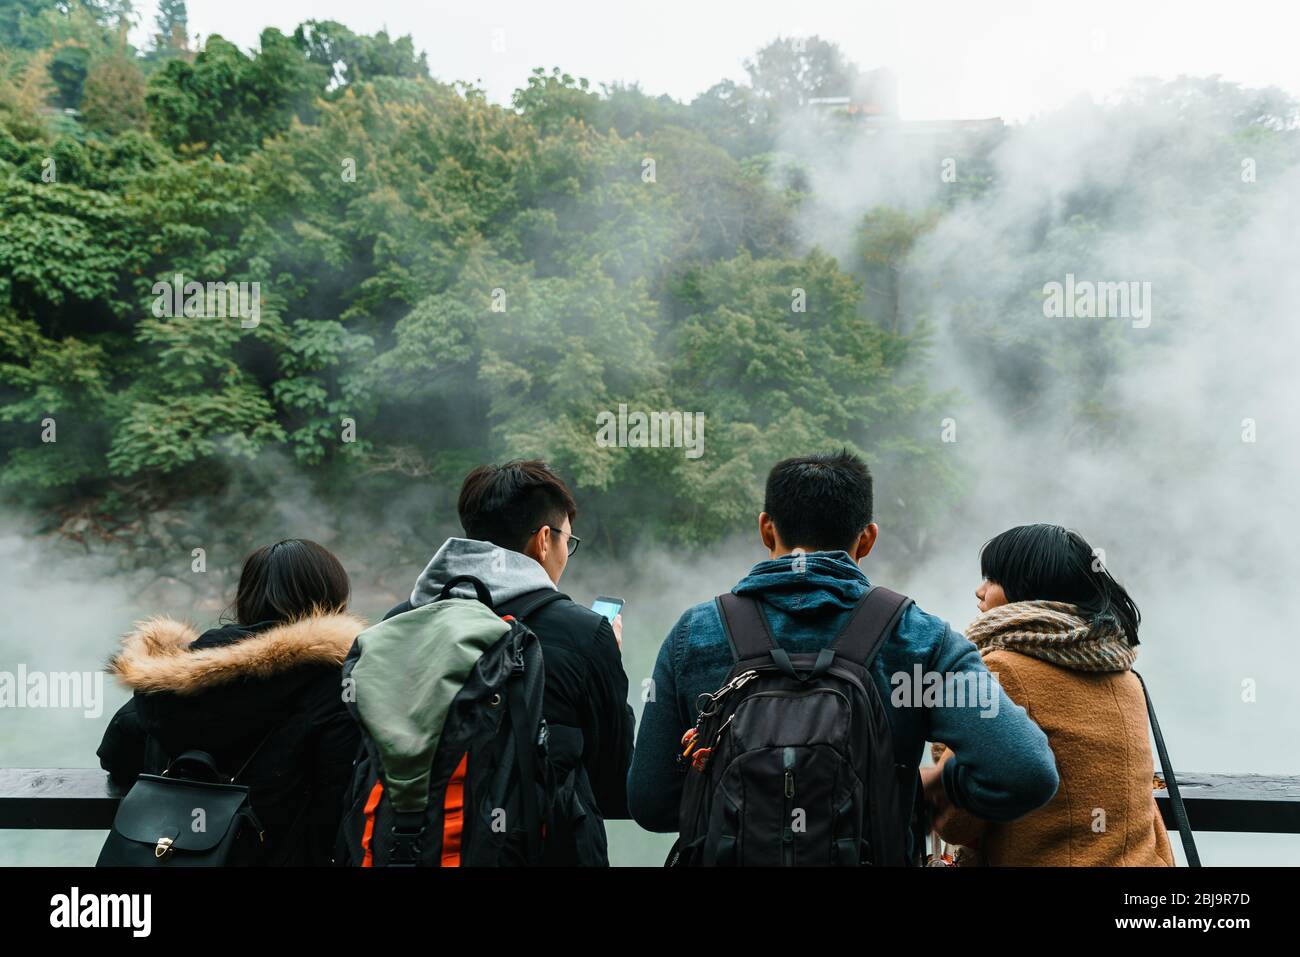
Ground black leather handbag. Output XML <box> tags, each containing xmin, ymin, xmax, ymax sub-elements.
<box><xmin>97</xmin><ymin>737</ymin><xmax>271</xmax><ymax>867</ymax></box>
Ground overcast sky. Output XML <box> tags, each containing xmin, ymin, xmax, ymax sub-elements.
<box><xmin>125</xmin><ymin>0</ymin><xmax>1300</xmax><ymax>122</ymax></box>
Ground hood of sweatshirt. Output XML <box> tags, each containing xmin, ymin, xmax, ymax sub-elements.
<box><xmin>409</xmin><ymin>537</ymin><xmax>556</xmax><ymax>609</ymax></box>
<box><xmin>732</xmin><ymin>550</ymin><xmax>870</xmax><ymax>620</ymax></box>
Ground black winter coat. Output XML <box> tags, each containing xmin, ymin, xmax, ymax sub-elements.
<box><xmin>97</xmin><ymin>612</ymin><xmax>365</xmax><ymax>865</ymax></box>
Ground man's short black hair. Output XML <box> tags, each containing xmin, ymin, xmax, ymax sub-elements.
<box><xmin>458</xmin><ymin>460</ymin><xmax>578</xmax><ymax>553</ymax></box>
<box><xmin>763</xmin><ymin>450</ymin><xmax>874</xmax><ymax>553</ymax></box>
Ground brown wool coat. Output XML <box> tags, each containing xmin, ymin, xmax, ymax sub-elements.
<box><xmin>935</xmin><ymin>649</ymin><xmax>1174</xmax><ymax>867</ymax></box>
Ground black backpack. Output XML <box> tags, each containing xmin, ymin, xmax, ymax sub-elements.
<box><xmin>335</xmin><ymin>575</ymin><xmax>555</xmax><ymax>866</ymax></box>
<box><xmin>495</xmin><ymin>590</ymin><xmax>611</xmax><ymax>867</ymax></box>
<box><xmin>672</xmin><ymin>586</ymin><xmax>915</xmax><ymax>867</ymax></box>
<box><xmin>97</xmin><ymin>742</ymin><xmax>269</xmax><ymax>867</ymax></box>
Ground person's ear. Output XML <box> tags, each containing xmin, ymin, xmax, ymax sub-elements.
<box><xmin>759</xmin><ymin>512</ymin><xmax>778</xmax><ymax>553</ymax></box>
<box><xmin>852</xmin><ymin>523</ymin><xmax>879</xmax><ymax>561</ymax></box>
<box><xmin>523</xmin><ymin>526</ymin><xmax>545</xmax><ymax>563</ymax></box>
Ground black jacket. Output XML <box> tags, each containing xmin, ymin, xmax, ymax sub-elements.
<box><xmin>97</xmin><ymin>612</ymin><xmax>365</xmax><ymax>865</ymax></box>
<box><xmin>385</xmin><ymin>592</ymin><xmax>635</xmax><ymax>824</ymax></box>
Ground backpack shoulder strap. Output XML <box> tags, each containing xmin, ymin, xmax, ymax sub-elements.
<box><xmin>496</xmin><ymin>588</ymin><xmax>568</xmax><ymax>622</ymax></box>
<box><xmin>715</xmin><ymin>593</ymin><xmax>776</xmax><ymax>664</ymax></box>
<box><xmin>507</xmin><ymin>654</ymin><xmax>544</xmax><ymax>863</ymax></box>
<box><xmin>831</xmin><ymin>585</ymin><xmax>914</xmax><ymax>666</ymax></box>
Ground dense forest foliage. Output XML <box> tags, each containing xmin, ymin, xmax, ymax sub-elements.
<box><xmin>2</xmin><ymin>1</ymin><xmax>1296</xmax><ymax>579</ymax></box>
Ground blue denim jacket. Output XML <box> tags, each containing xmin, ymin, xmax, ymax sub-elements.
<box><xmin>627</xmin><ymin>551</ymin><xmax>1059</xmax><ymax>848</ymax></box>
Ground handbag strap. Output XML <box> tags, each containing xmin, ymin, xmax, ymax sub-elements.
<box><xmin>1134</xmin><ymin>670</ymin><xmax>1201</xmax><ymax>867</ymax></box>
<box><xmin>163</xmin><ymin>749</ymin><xmax>223</xmax><ymax>781</ymax></box>
<box><xmin>230</xmin><ymin>726</ymin><xmax>278</xmax><ymax>784</ymax></box>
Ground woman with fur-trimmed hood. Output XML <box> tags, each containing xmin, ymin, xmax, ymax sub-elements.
<box><xmin>98</xmin><ymin>539</ymin><xmax>365</xmax><ymax>866</ymax></box>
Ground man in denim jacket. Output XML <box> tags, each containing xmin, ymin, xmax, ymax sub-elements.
<box><xmin>627</xmin><ymin>450</ymin><xmax>1059</xmax><ymax>860</ymax></box>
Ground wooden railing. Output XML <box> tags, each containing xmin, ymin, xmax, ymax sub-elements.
<box><xmin>1</xmin><ymin>768</ymin><xmax>1298</xmax><ymax>833</ymax></box>
<box><xmin>1151</xmin><ymin>772</ymin><xmax>1300</xmax><ymax>834</ymax></box>
<box><xmin>0</xmin><ymin>769</ymin><xmax>125</xmax><ymax>830</ymax></box>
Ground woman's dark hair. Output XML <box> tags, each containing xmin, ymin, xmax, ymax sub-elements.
<box><xmin>233</xmin><ymin>539</ymin><xmax>350</xmax><ymax>626</ymax></box>
<box><xmin>980</xmin><ymin>524</ymin><xmax>1141</xmax><ymax>644</ymax></box>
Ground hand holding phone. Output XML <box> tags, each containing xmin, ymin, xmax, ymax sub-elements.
<box><xmin>591</xmin><ymin>595</ymin><xmax>624</xmax><ymax>623</ymax></box>
<box><xmin>592</xmin><ymin>596</ymin><xmax>624</xmax><ymax>651</ymax></box>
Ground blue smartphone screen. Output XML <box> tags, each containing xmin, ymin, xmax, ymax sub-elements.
<box><xmin>592</xmin><ymin>599</ymin><xmax>622</xmax><ymax>622</ymax></box>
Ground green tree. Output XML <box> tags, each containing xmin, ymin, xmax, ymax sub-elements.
<box><xmin>856</xmin><ymin>207</ymin><xmax>939</xmax><ymax>334</ymax></box>
<box><xmin>80</xmin><ymin>50</ymin><xmax>147</xmax><ymax>133</ymax></box>
<box><xmin>663</xmin><ymin>249</ymin><xmax>951</xmax><ymax>545</ymax></box>
<box><xmin>146</xmin><ymin>30</ymin><xmax>329</xmax><ymax>159</ymax></box>
<box><xmin>744</xmin><ymin>35</ymin><xmax>859</xmax><ymax>116</ymax></box>
<box><xmin>293</xmin><ymin>20</ymin><xmax>428</xmax><ymax>86</ymax></box>
<box><xmin>151</xmin><ymin>0</ymin><xmax>188</xmax><ymax>57</ymax></box>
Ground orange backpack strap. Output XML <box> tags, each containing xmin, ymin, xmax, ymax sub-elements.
<box><xmin>440</xmin><ymin>753</ymin><xmax>469</xmax><ymax>867</ymax></box>
<box><xmin>359</xmin><ymin>779</ymin><xmax>384</xmax><ymax>867</ymax></box>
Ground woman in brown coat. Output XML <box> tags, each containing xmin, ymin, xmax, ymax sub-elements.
<box><xmin>926</xmin><ymin>524</ymin><xmax>1174</xmax><ymax>866</ymax></box>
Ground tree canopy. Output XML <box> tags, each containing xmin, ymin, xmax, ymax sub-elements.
<box><xmin>3</xmin><ymin>4</ymin><xmax>1294</xmax><ymax>568</ymax></box>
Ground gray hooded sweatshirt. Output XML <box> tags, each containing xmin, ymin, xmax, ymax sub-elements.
<box><xmin>409</xmin><ymin>537</ymin><xmax>556</xmax><ymax>609</ymax></box>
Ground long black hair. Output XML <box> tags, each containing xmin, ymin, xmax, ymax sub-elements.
<box><xmin>980</xmin><ymin>524</ymin><xmax>1141</xmax><ymax>644</ymax></box>
<box><xmin>232</xmin><ymin>539</ymin><xmax>350</xmax><ymax>626</ymax></box>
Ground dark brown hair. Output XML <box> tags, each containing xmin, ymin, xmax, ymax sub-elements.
<box><xmin>457</xmin><ymin>460</ymin><xmax>577</xmax><ymax>552</ymax></box>
<box><xmin>234</xmin><ymin>539</ymin><xmax>350</xmax><ymax>625</ymax></box>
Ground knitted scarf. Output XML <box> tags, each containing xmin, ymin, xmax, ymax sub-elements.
<box><xmin>964</xmin><ymin>599</ymin><xmax>1137</xmax><ymax>672</ymax></box>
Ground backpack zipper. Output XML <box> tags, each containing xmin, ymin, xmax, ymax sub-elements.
<box><xmin>735</xmin><ymin>686</ymin><xmax>851</xmax><ymax>714</ymax></box>
<box><xmin>782</xmin><ymin>746</ymin><xmax>796</xmax><ymax>866</ymax></box>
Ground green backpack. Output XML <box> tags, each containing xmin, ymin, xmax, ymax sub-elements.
<box><xmin>336</xmin><ymin>575</ymin><xmax>553</xmax><ymax>866</ymax></box>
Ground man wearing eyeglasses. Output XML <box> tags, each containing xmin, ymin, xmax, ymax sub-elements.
<box><xmin>383</xmin><ymin>459</ymin><xmax>634</xmax><ymax>865</ymax></box>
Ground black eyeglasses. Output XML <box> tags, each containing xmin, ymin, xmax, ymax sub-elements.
<box><xmin>532</xmin><ymin>525</ymin><xmax>581</xmax><ymax>556</ymax></box>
